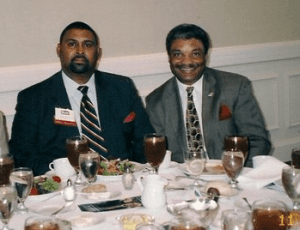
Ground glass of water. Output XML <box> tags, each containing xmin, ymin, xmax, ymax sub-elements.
<box><xmin>9</xmin><ymin>167</ymin><xmax>33</xmax><ymax>214</ymax></box>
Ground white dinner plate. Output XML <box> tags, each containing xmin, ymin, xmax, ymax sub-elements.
<box><xmin>66</xmin><ymin>213</ymin><xmax>105</xmax><ymax>229</ymax></box>
<box><xmin>79</xmin><ymin>184</ymin><xmax>122</xmax><ymax>200</ymax></box>
<box><xmin>180</xmin><ymin>160</ymin><xmax>227</xmax><ymax>180</ymax></box>
<box><xmin>27</xmin><ymin>202</ymin><xmax>75</xmax><ymax>215</ymax></box>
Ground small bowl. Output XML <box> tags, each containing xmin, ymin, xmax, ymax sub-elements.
<box><xmin>167</xmin><ymin>198</ymin><xmax>219</xmax><ymax>226</ymax></box>
<box><xmin>116</xmin><ymin>213</ymin><xmax>155</xmax><ymax>230</ymax></box>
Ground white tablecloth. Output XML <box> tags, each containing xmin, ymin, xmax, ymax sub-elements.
<box><xmin>3</xmin><ymin>164</ymin><xmax>292</xmax><ymax>230</ymax></box>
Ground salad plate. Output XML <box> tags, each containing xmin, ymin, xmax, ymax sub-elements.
<box><xmin>27</xmin><ymin>175</ymin><xmax>63</xmax><ymax>202</ymax></box>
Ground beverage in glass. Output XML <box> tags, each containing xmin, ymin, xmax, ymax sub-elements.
<box><xmin>224</xmin><ymin>135</ymin><xmax>248</xmax><ymax>164</ymax></box>
<box><xmin>9</xmin><ymin>167</ymin><xmax>33</xmax><ymax>214</ymax></box>
<box><xmin>282</xmin><ymin>166</ymin><xmax>300</xmax><ymax>210</ymax></box>
<box><xmin>252</xmin><ymin>199</ymin><xmax>287</xmax><ymax>230</ymax></box>
<box><xmin>144</xmin><ymin>134</ymin><xmax>166</xmax><ymax>173</ymax></box>
<box><xmin>66</xmin><ymin>136</ymin><xmax>89</xmax><ymax>185</ymax></box>
<box><xmin>0</xmin><ymin>185</ymin><xmax>16</xmax><ymax>230</ymax></box>
<box><xmin>79</xmin><ymin>151</ymin><xmax>100</xmax><ymax>184</ymax></box>
<box><xmin>0</xmin><ymin>154</ymin><xmax>14</xmax><ymax>185</ymax></box>
<box><xmin>222</xmin><ymin>150</ymin><xmax>244</xmax><ymax>189</ymax></box>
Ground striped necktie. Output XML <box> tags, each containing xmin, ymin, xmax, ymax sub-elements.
<box><xmin>78</xmin><ymin>86</ymin><xmax>108</xmax><ymax>154</ymax></box>
<box><xmin>186</xmin><ymin>87</ymin><xmax>203</xmax><ymax>151</ymax></box>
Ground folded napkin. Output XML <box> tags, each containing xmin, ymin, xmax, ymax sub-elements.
<box><xmin>159</xmin><ymin>150</ymin><xmax>172</xmax><ymax>170</ymax></box>
<box><xmin>238</xmin><ymin>156</ymin><xmax>288</xmax><ymax>189</ymax></box>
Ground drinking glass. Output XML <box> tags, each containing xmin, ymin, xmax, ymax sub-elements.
<box><xmin>292</xmin><ymin>148</ymin><xmax>300</xmax><ymax>169</ymax></box>
<box><xmin>144</xmin><ymin>134</ymin><xmax>166</xmax><ymax>173</ymax></box>
<box><xmin>9</xmin><ymin>167</ymin><xmax>33</xmax><ymax>214</ymax></box>
<box><xmin>66</xmin><ymin>136</ymin><xmax>89</xmax><ymax>186</ymax></box>
<box><xmin>0</xmin><ymin>185</ymin><xmax>16</xmax><ymax>230</ymax></box>
<box><xmin>252</xmin><ymin>199</ymin><xmax>287</xmax><ymax>230</ymax></box>
<box><xmin>183</xmin><ymin>149</ymin><xmax>206</xmax><ymax>187</ymax></box>
<box><xmin>222</xmin><ymin>149</ymin><xmax>244</xmax><ymax>189</ymax></box>
<box><xmin>79</xmin><ymin>151</ymin><xmax>100</xmax><ymax>184</ymax></box>
<box><xmin>224</xmin><ymin>135</ymin><xmax>248</xmax><ymax>164</ymax></box>
<box><xmin>0</xmin><ymin>153</ymin><xmax>14</xmax><ymax>186</ymax></box>
<box><xmin>222</xmin><ymin>209</ymin><xmax>252</xmax><ymax>230</ymax></box>
<box><xmin>282</xmin><ymin>166</ymin><xmax>300</xmax><ymax>210</ymax></box>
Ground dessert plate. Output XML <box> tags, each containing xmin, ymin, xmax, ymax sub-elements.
<box><xmin>179</xmin><ymin>160</ymin><xmax>226</xmax><ymax>180</ymax></box>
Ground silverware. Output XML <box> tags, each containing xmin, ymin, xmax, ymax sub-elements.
<box><xmin>51</xmin><ymin>179</ymin><xmax>76</xmax><ymax>216</ymax></box>
<box><xmin>242</xmin><ymin>197</ymin><xmax>252</xmax><ymax>210</ymax></box>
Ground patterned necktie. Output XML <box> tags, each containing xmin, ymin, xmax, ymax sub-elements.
<box><xmin>186</xmin><ymin>87</ymin><xmax>203</xmax><ymax>151</ymax></box>
<box><xmin>78</xmin><ymin>86</ymin><xmax>108</xmax><ymax>154</ymax></box>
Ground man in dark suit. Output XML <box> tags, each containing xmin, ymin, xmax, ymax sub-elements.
<box><xmin>146</xmin><ymin>24</ymin><xmax>271</xmax><ymax>167</ymax></box>
<box><xmin>10</xmin><ymin>21</ymin><xmax>154</xmax><ymax>175</ymax></box>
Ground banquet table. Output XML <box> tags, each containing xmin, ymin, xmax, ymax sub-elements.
<box><xmin>3</xmin><ymin>161</ymin><xmax>292</xmax><ymax>230</ymax></box>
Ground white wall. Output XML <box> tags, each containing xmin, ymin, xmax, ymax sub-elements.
<box><xmin>1</xmin><ymin>40</ymin><xmax>300</xmax><ymax>162</ymax></box>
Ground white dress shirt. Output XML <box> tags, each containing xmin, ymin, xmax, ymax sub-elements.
<box><xmin>176</xmin><ymin>76</ymin><xmax>207</xmax><ymax>153</ymax></box>
<box><xmin>62</xmin><ymin>71</ymin><xmax>101</xmax><ymax>133</ymax></box>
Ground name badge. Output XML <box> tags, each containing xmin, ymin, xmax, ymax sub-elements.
<box><xmin>54</xmin><ymin>108</ymin><xmax>76</xmax><ymax>126</ymax></box>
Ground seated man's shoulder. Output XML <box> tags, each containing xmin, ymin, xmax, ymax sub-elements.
<box><xmin>19</xmin><ymin>72</ymin><xmax>61</xmax><ymax>97</ymax></box>
<box><xmin>146</xmin><ymin>77</ymin><xmax>174</xmax><ymax>103</ymax></box>
<box><xmin>209</xmin><ymin>68</ymin><xmax>250</xmax><ymax>85</ymax></box>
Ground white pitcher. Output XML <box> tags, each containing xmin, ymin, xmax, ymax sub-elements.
<box><xmin>137</xmin><ymin>174</ymin><xmax>167</xmax><ymax>209</ymax></box>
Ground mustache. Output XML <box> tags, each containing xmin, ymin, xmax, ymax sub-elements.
<box><xmin>72</xmin><ymin>55</ymin><xmax>88</xmax><ymax>62</ymax></box>
<box><xmin>174</xmin><ymin>63</ymin><xmax>200</xmax><ymax>69</ymax></box>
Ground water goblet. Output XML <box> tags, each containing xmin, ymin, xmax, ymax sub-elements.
<box><xmin>9</xmin><ymin>167</ymin><xmax>33</xmax><ymax>214</ymax></box>
<box><xmin>144</xmin><ymin>133</ymin><xmax>166</xmax><ymax>173</ymax></box>
<box><xmin>183</xmin><ymin>149</ymin><xmax>206</xmax><ymax>187</ymax></box>
<box><xmin>222</xmin><ymin>149</ymin><xmax>244</xmax><ymax>190</ymax></box>
<box><xmin>0</xmin><ymin>185</ymin><xmax>16</xmax><ymax>230</ymax></box>
<box><xmin>221</xmin><ymin>209</ymin><xmax>252</xmax><ymax>230</ymax></box>
<box><xmin>282</xmin><ymin>166</ymin><xmax>300</xmax><ymax>210</ymax></box>
<box><xmin>224</xmin><ymin>135</ymin><xmax>249</xmax><ymax>164</ymax></box>
<box><xmin>79</xmin><ymin>151</ymin><xmax>100</xmax><ymax>184</ymax></box>
<box><xmin>66</xmin><ymin>136</ymin><xmax>89</xmax><ymax>186</ymax></box>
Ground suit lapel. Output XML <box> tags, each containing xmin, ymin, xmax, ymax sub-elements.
<box><xmin>48</xmin><ymin>72</ymin><xmax>79</xmax><ymax>136</ymax></box>
<box><xmin>165</xmin><ymin>78</ymin><xmax>187</xmax><ymax>151</ymax></box>
<box><xmin>202</xmin><ymin>68</ymin><xmax>218</xmax><ymax>157</ymax></box>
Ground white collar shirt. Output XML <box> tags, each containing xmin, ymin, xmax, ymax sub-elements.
<box><xmin>62</xmin><ymin>71</ymin><xmax>100</xmax><ymax>133</ymax></box>
<box><xmin>176</xmin><ymin>75</ymin><xmax>207</xmax><ymax>153</ymax></box>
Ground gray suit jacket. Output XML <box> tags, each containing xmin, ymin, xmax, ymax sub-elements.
<box><xmin>145</xmin><ymin>68</ymin><xmax>271</xmax><ymax>167</ymax></box>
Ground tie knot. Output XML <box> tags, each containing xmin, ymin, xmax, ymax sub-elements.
<box><xmin>78</xmin><ymin>86</ymin><xmax>89</xmax><ymax>95</ymax></box>
<box><xmin>186</xmin><ymin>87</ymin><xmax>194</xmax><ymax>96</ymax></box>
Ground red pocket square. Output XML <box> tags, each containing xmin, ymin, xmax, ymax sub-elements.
<box><xmin>123</xmin><ymin>111</ymin><xmax>136</xmax><ymax>123</ymax></box>
<box><xmin>219</xmin><ymin>104</ymin><xmax>232</xmax><ymax>121</ymax></box>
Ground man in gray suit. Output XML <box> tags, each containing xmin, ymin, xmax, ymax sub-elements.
<box><xmin>145</xmin><ymin>24</ymin><xmax>271</xmax><ymax>167</ymax></box>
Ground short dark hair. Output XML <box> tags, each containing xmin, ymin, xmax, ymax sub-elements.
<box><xmin>166</xmin><ymin>23</ymin><xmax>211</xmax><ymax>55</ymax></box>
<box><xmin>59</xmin><ymin>21</ymin><xmax>99</xmax><ymax>45</ymax></box>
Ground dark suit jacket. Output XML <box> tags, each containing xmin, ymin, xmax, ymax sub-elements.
<box><xmin>10</xmin><ymin>71</ymin><xmax>154</xmax><ymax>175</ymax></box>
<box><xmin>145</xmin><ymin>67</ymin><xmax>271</xmax><ymax>167</ymax></box>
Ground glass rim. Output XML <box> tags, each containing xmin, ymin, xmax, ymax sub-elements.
<box><xmin>12</xmin><ymin>167</ymin><xmax>32</xmax><ymax>172</ymax></box>
<box><xmin>143</xmin><ymin>133</ymin><xmax>166</xmax><ymax>138</ymax></box>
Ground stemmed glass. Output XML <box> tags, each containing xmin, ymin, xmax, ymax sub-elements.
<box><xmin>222</xmin><ymin>149</ymin><xmax>244</xmax><ymax>190</ymax></box>
<box><xmin>183</xmin><ymin>149</ymin><xmax>206</xmax><ymax>187</ymax></box>
<box><xmin>66</xmin><ymin>136</ymin><xmax>89</xmax><ymax>186</ymax></box>
<box><xmin>9</xmin><ymin>167</ymin><xmax>33</xmax><ymax>214</ymax></box>
<box><xmin>224</xmin><ymin>135</ymin><xmax>249</xmax><ymax>164</ymax></box>
<box><xmin>144</xmin><ymin>134</ymin><xmax>166</xmax><ymax>173</ymax></box>
<box><xmin>79</xmin><ymin>151</ymin><xmax>100</xmax><ymax>185</ymax></box>
<box><xmin>0</xmin><ymin>185</ymin><xmax>16</xmax><ymax>230</ymax></box>
<box><xmin>282</xmin><ymin>165</ymin><xmax>300</xmax><ymax>210</ymax></box>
